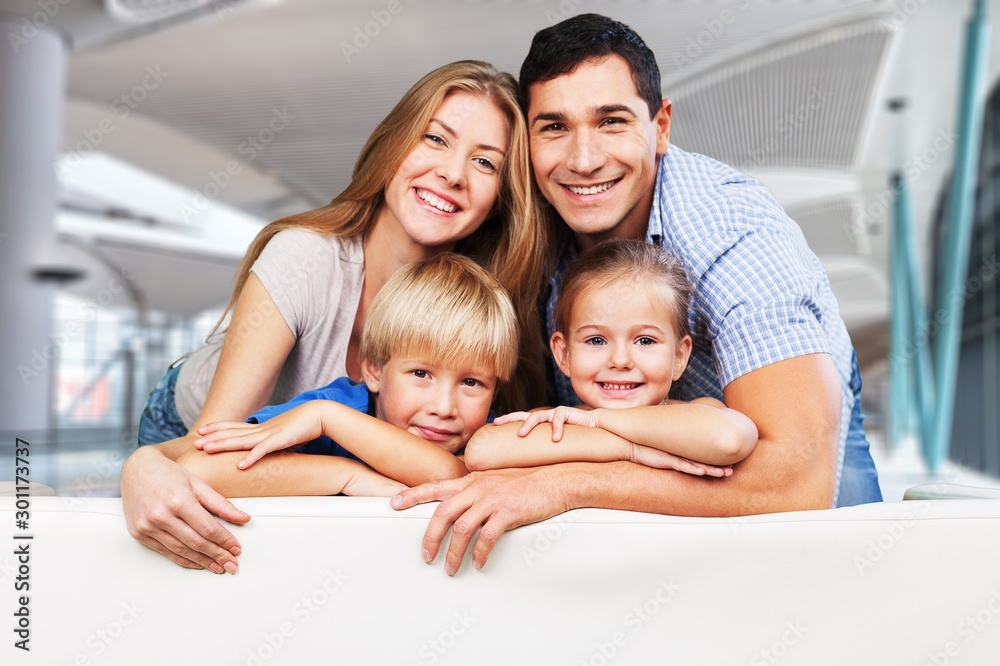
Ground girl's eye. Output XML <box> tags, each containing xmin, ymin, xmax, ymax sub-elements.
<box><xmin>636</xmin><ymin>337</ymin><xmax>656</xmax><ymax>346</ymax></box>
<box><xmin>411</xmin><ymin>369</ymin><xmax>429</xmax><ymax>379</ymax></box>
<box><xmin>584</xmin><ymin>336</ymin><xmax>607</xmax><ymax>346</ymax></box>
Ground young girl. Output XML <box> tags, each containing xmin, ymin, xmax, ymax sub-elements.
<box><xmin>464</xmin><ymin>239</ymin><xmax>758</xmax><ymax>476</ymax></box>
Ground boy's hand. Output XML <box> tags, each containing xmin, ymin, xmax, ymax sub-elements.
<box><xmin>194</xmin><ymin>403</ymin><xmax>325</xmax><ymax>469</ymax></box>
<box><xmin>494</xmin><ymin>406</ymin><xmax>599</xmax><ymax>442</ymax></box>
<box><xmin>629</xmin><ymin>443</ymin><xmax>733</xmax><ymax>477</ymax></box>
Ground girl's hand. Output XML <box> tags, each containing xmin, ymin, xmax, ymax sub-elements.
<box><xmin>629</xmin><ymin>443</ymin><xmax>733</xmax><ymax>477</ymax></box>
<box><xmin>194</xmin><ymin>403</ymin><xmax>325</xmax><ymax>470</ymax></box>
<box><xmin>493</xmin><ymin>406</ymin><xmax>600</xmax><ymax>442</ymax></box>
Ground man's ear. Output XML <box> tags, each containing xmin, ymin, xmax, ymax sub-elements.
<box><xmin>361</xmin><ymin>359</ymin><xmax>383</xmax><ymax>393</ymax></box>
<box><xmin>654</xmin><ymin>98</ymin><xmax>672</xmax><ymax>155</ymax></box>
<box><xmin>550</xmin><ymin>331</ymin><xmax>572</xmax><ymax>378</ymax></box>
<box><xmin>673</xmin><ymin>334</ymin><xmax>693</xmax><ymax>381</ymax></box>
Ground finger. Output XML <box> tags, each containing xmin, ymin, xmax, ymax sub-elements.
<box><xmin>197</xmin><ymin>421</ymin><xmax>255</xmax><ymax>436</ymax></box>
<box><xmin>493</xmin><ymin>412</ymin><xmax>529</xmax><ymax>425</ymax></box>
<box><xmin>517</xmin><ymin>413</ymin><xmax>545</xmax><ymax>437</ymax></box>
<box><xmin>551</xmin><ymin>412</ymin><xmax>566</xmax><ymax>442</ymax></box>
<box><xmin>201</xmin><ymin>429</ymin><xmax>267</xmax><ymax>453</ymax></box>
<box><xmin>140</xmin><ymin>529</ymin><xmax>226</xmax><ymax>573</ymax></box>
<box><xmin>471</xmin><ymin>510</ymin><xmax>517</xmax><ymax>571</ymax></box>
<box><xmin>238</xmin><ymin>440</ymin><xmax>277</xmax><ymax>469</ymax></box>
<box><xmin>390</xmin><ymin>476</ymin><xmax>469</xmax><ymax>511</ymax></box>
<box><xmin>420</xmin><ymin>486</ymin><xmax>482</xmax><ymax>566</ymax></box>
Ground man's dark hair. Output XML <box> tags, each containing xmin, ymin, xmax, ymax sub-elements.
<box><xmin>518</xmin><ymin>13</ymin><xmax>662</xmax><ymax>119</ymax></box>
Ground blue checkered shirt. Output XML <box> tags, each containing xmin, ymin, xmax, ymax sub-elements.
<box><xmin>545</xmin><ymin>145</ymin><xmax>855</xmax><ymax>504</ymax></box>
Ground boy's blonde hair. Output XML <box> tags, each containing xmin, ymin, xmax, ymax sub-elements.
<box><xmin>360</xmin><ymin>254</ymin><xmax>519</xmax><ymax>383</ymax></box>
<box><xmin>554</xmin><ymin>239</ymin><xmax>692</xmax><ymax>338</ymax></box>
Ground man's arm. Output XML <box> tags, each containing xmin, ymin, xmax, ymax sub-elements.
<box><xmin>393</xmin><ymin>353</ymin><xmax>841</xmax><ymax>574</ymax></box>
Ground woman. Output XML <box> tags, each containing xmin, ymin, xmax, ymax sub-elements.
<box><xmin>123</xmin><ymin>61</ymin><xmax>549</xmax><ymax>573</ymax></box>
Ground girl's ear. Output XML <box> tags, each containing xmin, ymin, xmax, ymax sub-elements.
<box><xmin>361</xmin><ymin>359</ymin><xmax>383</xmax><ymax>393</ymax></box>
<box><xmin>550</xmin><ymin>331</ymin><xmax>572</xmax><ymax>378</ymax></box>
<box><xmin>673</xmin><ymin>334</ymin><xmax>693</xmax><ymax>381</ymax></box>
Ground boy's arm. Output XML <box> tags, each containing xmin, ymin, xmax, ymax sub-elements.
<box><xmin>590</xmin><ymin>400</ymin><xmax>758</xmax><ymax>466</ymax></box>
<box><xmin>197</xmin><ymin>400</ymin><xmax>467</xmax><ymax>486</ymax></box>
<box><xmin>178</xmin><ymin>449</ymin><xmax>405</xmax><ymax>497</ymax></box>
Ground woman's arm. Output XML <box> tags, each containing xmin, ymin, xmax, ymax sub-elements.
<box><xmin>178</xmin><ymin>449</ymin><xmax>405</xmax><ymax>497</ymax></box>
<box><xmin>190</xmin><ymin>400</ymin><xmax>468</xmax><ymax>488</ymax></box>
<box><xmin>121</xmin><ymin>274</ymin><xmax>296</xmax><ymax>571</ymax></box>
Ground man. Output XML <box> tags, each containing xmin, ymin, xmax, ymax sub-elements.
<box><xmin>390</xmin><ymin>13</ymin><xmax>882</xmax><ymax>575</ymax></box>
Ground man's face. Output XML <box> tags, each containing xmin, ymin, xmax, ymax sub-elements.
<box><xmin>527</xmin><ymin>56</ymin><xmax>671</xmax><ymax>250</ymax></box>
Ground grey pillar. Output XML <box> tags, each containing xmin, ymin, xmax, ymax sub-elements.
<box><xmin>0</xmin><ymin>16</ymin><xmax>65</xmax><ymax>433</ymax></box>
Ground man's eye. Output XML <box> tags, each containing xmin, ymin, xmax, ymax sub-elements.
<box><xmin>541</xmin><ymin>123</ymin><xmax>565</xmax><ymax>132</ymax></box>
<box><xmin>602</xmin><ymin>117</ymin><xmax>626</xmax><ymax>126</ymax></box>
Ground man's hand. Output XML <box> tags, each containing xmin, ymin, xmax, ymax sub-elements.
<box><xmin>391</xmin><ymin>467</ymin><xmax>573</xmax><ymax>575</ymax></box>
<box><xmin>122</xmin><ymin>446</ymin><xmax>250</xmax><ymax>573</ymax></box>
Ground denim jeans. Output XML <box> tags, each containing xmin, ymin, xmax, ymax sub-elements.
<box><xmin>836</xmin><ymin>353</ymin><xmax>883</xmax><ymax>506</ymax></box>
<box><xmin>137</xmin><ymin>362</ymin><xmax>189</xmax><ymax>446</ymax></box>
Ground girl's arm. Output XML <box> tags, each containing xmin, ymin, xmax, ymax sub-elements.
<box><xmin>466</xmin><ymin>399</ymin><xmax>757</xmax><ymax>471</ymax></box>
<box><xmin>191</xmin><ymin>400</ymin><xmax>468</xmax><ymax>488</ymax></box>
<box><xmin>178</xmin><ymin>450</ymin><xmax>405</xmax><ymax>497</ymax></box>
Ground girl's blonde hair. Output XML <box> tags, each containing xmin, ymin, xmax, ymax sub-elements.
<box><xmin>554</xmin><ymin>239</ymin><xmax>692</xmax><ymax>338</ymax></box>
<box><xmin>213</xmin><ymin>61</ymin><xmax>549</xmax><ymax>411</ymax></box>
<box><xmin>360</xmin><ymin>254</ymin><xmax>518</xmax><ymax>384</ymax></box>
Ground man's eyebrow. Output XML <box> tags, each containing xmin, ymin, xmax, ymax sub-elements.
<box><xmin>429</xmin><ymin>118</ymin><xmax>505</xmax><ymax>155</ymax></box>
<box><xmin>595</xmin><ymin>104</ymin><xmax>639</xmax><ymax>117</ymax></box>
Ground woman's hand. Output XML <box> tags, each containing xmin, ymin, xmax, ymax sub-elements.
<box><xmin>121</xmin><ymin>444</ymin><xmax>250</xmax><ymax>573</ymax></box>
<box><xmin>628</xmin><ymin>443</ymin><xmax>733</xmax><ymax>477</ymax></box>
<box><xmin>493</xmin><ymin>406</ymin><xmax>599</xmax><ymax>442</ymax></box>
<box><xmin>194</xmin><ymin>403</ymin><xmax>325</xmax><ymax>470</ymax></box>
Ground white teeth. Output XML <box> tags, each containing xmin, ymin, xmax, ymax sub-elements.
<box><xmin>417</xmin><ymin>189</ymin><xmax>457</xmax><ymax>213</ymax></box>
<box><xmin>567</xmin><ymin>181</ymin><xmax>616</xmax><ymax>195</ymax></box>
<box><xmin>601</xmin><ymin>382</ymin><xmax>638</xmax><ymax>391</ymax></box>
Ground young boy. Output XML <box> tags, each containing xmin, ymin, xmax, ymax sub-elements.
<box><xmin>179</xmin><ymin>253</ymin><xmax>518</xmax><ymax>498</ymax></box>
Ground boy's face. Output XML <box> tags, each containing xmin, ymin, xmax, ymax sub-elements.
<box><xmin>362</xmin><ymin>356</ymin><xmax>497</xmax><ymax>454</ymax></box>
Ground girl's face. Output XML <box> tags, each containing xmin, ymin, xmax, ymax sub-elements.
<box><xmin>550</xmin><ymin>281</ymin><xmax>692</xmax><ymax>409</ymax></box>
<box><xmin>379</xmin><ymin>91</ymin><xmax>509</xmax><ymax>252</ymax></box>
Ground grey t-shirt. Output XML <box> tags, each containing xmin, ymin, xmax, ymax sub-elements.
<box><xmin>174</xmin><ymin>229</ymin><xmax>365</xmax><ymax>428</ymax></box>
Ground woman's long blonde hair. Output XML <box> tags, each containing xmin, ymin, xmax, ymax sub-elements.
<box><xmin>215</xmin><ymin>60</ymin><xmax>549</xmax><ymax>411</ymax></box>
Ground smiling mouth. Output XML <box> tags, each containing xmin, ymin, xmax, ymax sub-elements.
<box><xmin>564</xmin><ymin>179</ymin><xmax>620</xmax><ymax>196</ymax></box>
<box><xmin>599</xmin><ymin>382</ymin><xmax>642</xmax><ymax>391</ymax></box>
<box><xmin>415</xmin><ymin>188</ymin><xmax>459</xmax><ymax>213</ymax></box>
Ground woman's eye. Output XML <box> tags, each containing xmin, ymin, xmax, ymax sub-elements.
<box><xmin>474</xmin><ymin>157</ymin><xmax>498</xmax><ymax>173</ymax></box>
<box><xmin>424</xmin><ymin>133</ymin><xmax>445</xmax><ymax>146</ymax></box>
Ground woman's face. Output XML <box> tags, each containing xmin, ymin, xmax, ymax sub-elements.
<box><xmin>380</xmin><ymin>91</ymin><xmax>509</xmax><ymax>252</ymax></box>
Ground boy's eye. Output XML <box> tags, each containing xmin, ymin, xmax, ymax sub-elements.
<box><xmin>461</xmin><ymin>378</ymin><xmax>483</xmax><ymax>388</ymax></box>
<box><xmin>411</xmin><ymin>369</ymin><xmax>429</xmax><ymax>379</ymax></box>
<box><xmin>584</xmin><ymin>336</ymin><xmax>607</xmax><ymax>346</ymax></box>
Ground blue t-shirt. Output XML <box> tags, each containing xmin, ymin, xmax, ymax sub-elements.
<box><xmin>248</xmin><ymin>376</ymin><xmax>373</xmax><ymax>461</ymax></box>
